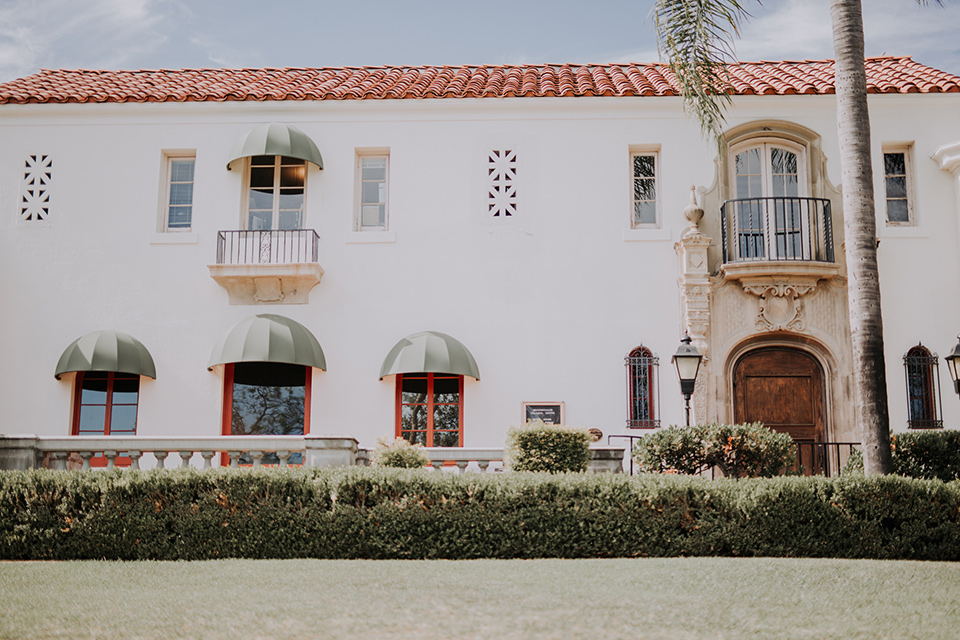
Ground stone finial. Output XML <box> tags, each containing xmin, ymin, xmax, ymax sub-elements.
<box><xmin>683</xmin><ymin>185</ymin><xmax>704</xmax><ymax>229</ymax></box>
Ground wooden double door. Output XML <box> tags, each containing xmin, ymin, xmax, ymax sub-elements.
<box><xmin>733</xmin><ymin>347</ymin><xmax>825</xmax><ymax>473</ymax></box>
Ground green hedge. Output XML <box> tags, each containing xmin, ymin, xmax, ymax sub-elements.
<box><xmin>633</xmin><ymin>423</ymin><xmax>796</xmax><ymax>478</ymax></box>
<box><xmin>844</xmin><ymin>430</ymin><xmax>960</xmax><ymax>481</ymax></box>
<box><xmin>504</xmin><ymin>421</ymin><xmax>591</xmax><ymax>472</ymax></box>
<box><xmin>2</xmin><ymin>468</ymin><xmax>959</xmax><ymax>561</ymax></box>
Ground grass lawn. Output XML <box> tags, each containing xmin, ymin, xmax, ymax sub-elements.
<box><xmin>1</xmin><ymin>557</ymin><xmax>958</xmax><ymax>639</ymax></box>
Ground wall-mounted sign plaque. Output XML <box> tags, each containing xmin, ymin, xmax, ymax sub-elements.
<box><xmin>522</xmin><ymin>402</ymin><xmax>565</xmax><ymax>425</ymax></box>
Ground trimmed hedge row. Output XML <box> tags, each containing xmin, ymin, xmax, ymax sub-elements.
<box><xmin>1</xmin><ymin>467</ymin><xmax>959</xmax><ymax>561</ymax></box>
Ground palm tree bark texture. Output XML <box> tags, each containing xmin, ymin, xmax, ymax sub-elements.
<box><xmin>655</xmin><ymin>0</ymin><xmax>899</xmax><ymax>474</ymax></box>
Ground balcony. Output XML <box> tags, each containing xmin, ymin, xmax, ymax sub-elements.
<box><xmin>719</xmin><ymin>197</ymin><xmax>839</xmax><ymax>284</ymax></box>
<box><xmin>208</xmin><ymin>229</ymin><xmax>324</xmax><ymax>305</ymax></box>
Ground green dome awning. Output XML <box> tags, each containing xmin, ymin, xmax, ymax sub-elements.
<box><xmin>226</xmin><ymin>122</ymin><xmax>324</xmax><ymax>170</ymax></box>
<box><xmin>54</xmin><ymin>330</ymin><xmax>157</xmax><ymax>380</ymax></box>
<box><xmin>208</xmin><ymin>314</ymin><xmax>326</xmax><ymax>370</ymax></box>
<box><xmin>379</xmin><ymin>331</ymin><xmax>480</xmax><ymax>380</ymax></box>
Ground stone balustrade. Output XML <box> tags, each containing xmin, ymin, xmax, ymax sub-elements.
<box><xmin>0</xmin><ymin>434</ymin><xmax>358</xmax><ymax>470</ymax></box>
<box><xmin>0</xmin><ymin>435</ymin><xmax>624</xmax><ymax>473</ymax></box>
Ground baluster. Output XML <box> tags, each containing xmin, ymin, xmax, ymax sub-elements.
<box><xmin>249</xmin><ymin>451</ymin><xmax>264</xmax><ymax>467</ymax></box>
<box><xmin>104</xmin><ymin>451</ymin><xmax>118</xmax><ymax>470</ymax></box>
<box><xmin>128</xmin><ymin>451</ymin><xmax>142</xmax><ymax>470</ymax></box>
<box><xmin>78</xmin><ymin>451</ymin><xmax>93</xmax><ymax>471</ymax></box>
<box><xmin>48</xmin><ymin>451</ymin><xmax>63</xmax><ymax>471</ymax></box>
<box><xmin>431</xmin><ymin>460</ymin><xmax>443</xmax><ymax>471</ymax></box>
<box><xmin>478</xmin><ymin>461</ymin><xmax>491</xmax><ymax>473</ymax></box>
<box><xmin>200</xmin><ymin>451</ymin><xmax>215</xmax><ymax>469</ymax></box>
<box><xmin>277</xmin><ymin>450</ymin><xmax>290</xmax><ymax>467</ymax></box>
<box><xmin>179</xmin><ymin>451</ymin><xmax>193</xmax><ymax>468</ymax></box>
<box><xmin>228</xmin><ymin>451</ymin><xmax>240</xmax><ymax>468</ymax></box>
<box><xmin>456</xmin><ymin>461</ymin><xmax>469</xmax><ymax>474</ymax></box>
<box><xmin>154</xmin><ymin>451</ymin><xmax>169</xmax><ymax>470</ymax></box>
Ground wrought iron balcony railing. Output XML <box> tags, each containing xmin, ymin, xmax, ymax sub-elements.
<box><xmin>721</xmin><ymin>197</ymin><xmax>834</xmax><ymax>264</ymax></box>
<box><xmin>216</xmin><ymin>229</ymin><xmax>320</xmax><ymax>265</ymax></box>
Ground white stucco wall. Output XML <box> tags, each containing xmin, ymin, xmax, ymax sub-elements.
<box><xmin>0</xmin><ymin>90</ymin><xmax>957</xmax><ymax>451</ymax></box>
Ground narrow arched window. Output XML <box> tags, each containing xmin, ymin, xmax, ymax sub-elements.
<box><xmin>903</xmin><ymin>345</ymin><xmax>943</xmax><ymax>429</ymax></box>
<box><xmin>626</xmin><ymin>346</ymin><xmax>659</xmax><ymax>428</ymax></box>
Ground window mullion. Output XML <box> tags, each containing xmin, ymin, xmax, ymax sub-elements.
<box><xmin>104</xmin><ymin>372</ymin><xmax>114</xmax><ymax>436</ymax></box>
<box><xmin>272</xmin><ymin>156</ymin><xmax>281</xmax><ymax>229</ymax></box>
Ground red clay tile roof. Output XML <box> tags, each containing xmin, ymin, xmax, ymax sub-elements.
<box><xmin>0</xmin><ymin>57</ymin><xmax>957</xmax><ymax>105</ymax></box>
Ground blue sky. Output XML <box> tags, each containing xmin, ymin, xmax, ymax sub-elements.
<box><xmin>0</xmin><ymin>0</ymin><xmax>957</xmax><ymax>82</ymax></box>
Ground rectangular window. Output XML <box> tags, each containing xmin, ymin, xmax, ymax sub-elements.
<box><xmin>163</xmin><ymin>155</ymin><xmax>195</xmax><ymax>231</ymax></box>
<box><xmin>357</xmin><ymin>154</ymin><xmax>389</xmax><ymax>230</ymax></box>
<box><xmin>247</xmin><ymin>155</ymin><xmax>306</xmax><ymax>230</ymax></box>
<box><xmin>73</xmin><ymin>372</ymin><xmax>140</xmax><ymax>436</ymax></box>
<box><xmin>396</xmin><ymin>373</ymin><xmax>463</xmax><ymax>447</ymax></box>
<box><xmin>631</xmin><ymin>151</ymin><xmax>659</xmax><ymax>227</ymax></box>
<box><xmin>883</xmin><ymin>148</ymin><xmax>913</xmax><ymax>225</ymax></box>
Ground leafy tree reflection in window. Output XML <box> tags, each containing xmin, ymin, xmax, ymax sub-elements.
<box><xmin>903</xmin><ymin>345</ymin><xmax>943</xmax><ymax>429</ymax></box>
<box><xmin>230</xmin><ymin>362</ymin><xmax>309</xmax><ymax>463</ymax></box>
<box><xmin>398</xmin><ymin>373</ymin><xmax>463</xmax><ymax>447</ymax></box>
<box><xmin>626</xmin><ymin>346</ymin><xmax>659</xmax><ymax>428</ymax></box>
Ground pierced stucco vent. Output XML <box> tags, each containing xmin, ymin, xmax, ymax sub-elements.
<box><xmin>19</xmin><ymin>154</ymin><xmax>52</xmax><ymax>224</ymax></box>
<box><xmin>488</xmin><ymin>149</ymin><xmax>517</xmax><ymax>217</ymax></box>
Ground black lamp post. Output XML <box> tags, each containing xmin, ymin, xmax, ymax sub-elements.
<box><xmin>945</xmin><ymin>336</ymin><xmax>960</xmax><ymax>398</ymax></box>
<box><xmin>672</xmin><ymin>334</ymin><xmax>703</xmax><ymax>427</ymax></box>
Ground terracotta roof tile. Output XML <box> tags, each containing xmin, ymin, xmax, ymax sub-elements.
<box><xmin>0</xmin><ymin>57</ymin><xmax>957</xmax><ymax>105</ymax></box>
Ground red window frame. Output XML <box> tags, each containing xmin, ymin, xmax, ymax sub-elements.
<box><xmin>71</xmin><ymin>371</ymin><xmax>140</xmax><ymax>436</ymax></box>
<box><xmin>395</xmin><ymin>373</ymin><xmax>463</xmax><ymax>447</ymax></box>
<box><xmin>220</xmin><ymin>363</ymin><xmax>312</xmax><ymax>436</ymax></box>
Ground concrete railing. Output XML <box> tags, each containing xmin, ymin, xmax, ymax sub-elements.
<box><xmin>0</xmin><ymin>435</ymin><xmax>624</xmax><ymax>473</ymax></box>
<box><xmin>0</xmin><ymin>434</ymin><xmax>358</xmax><ymax>471</ymax></box>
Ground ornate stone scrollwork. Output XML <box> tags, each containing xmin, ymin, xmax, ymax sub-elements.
<box><xmin>739</xmin><ymin>277</ymin><xmax>818</xmax><ymax>332</ymax></box>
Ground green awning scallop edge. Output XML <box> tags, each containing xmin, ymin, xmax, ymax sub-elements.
<box><xmin>54</xmin><ymin>330</ymin><xmax>157</xmax><ymax>380</ymax></box>
<box><xmin>379</xmin><ymin>331</ymin><xmax>480</xmax><ymax>380</ymax></box>
<box><xmin>208</xmin><ymin>314</ymin><xmax>327</xmax><ymax>371</ymax></box>
<box><xmin>226</xmin><ymin>122</ymin><xmax>324</xmax><ymax>170</ymax></box>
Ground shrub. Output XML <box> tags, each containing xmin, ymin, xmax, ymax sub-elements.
<box><xmin>371</xmin><ymin>437</ymin><xmax>429</xmax><ymax>468</ymax></box>
<box><xmin>633</xmin><ymin>422</ymin><xmax>796</xmax><ymax>478</ymax></box>
<box><xmin>1</xmin><ymin>468</ymin><xmax>959</xmax><ymax>561</ymax></box>
<box><xmin>841</xmin><ymin>430</ymin><xmax>960</xmax><ymax>481</ymax></box>
<box><xmin>504</xmin><ymin>421</ymin><xmax>591</xmax><ymax>473</ymax></box>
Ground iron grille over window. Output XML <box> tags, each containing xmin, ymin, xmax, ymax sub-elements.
<box><xmin>903</xmin><ymin>345</ymin><xmax>943</xmax><ymax>429</ymax></box>
<box><xmin>626</xmin><ymin>346</ymin><xmax>659</xmax><ymax>428</ymax></box>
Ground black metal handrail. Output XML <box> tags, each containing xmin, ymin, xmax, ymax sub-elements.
<box><xmin>216</xmin><ymin>229</ymin><xmax>320</xmax><ymax>265</ymax></box>
<box><xmin>721</xmin><ymin>197</ymin><xmax>834</xmax><ymax>264</ymax></box>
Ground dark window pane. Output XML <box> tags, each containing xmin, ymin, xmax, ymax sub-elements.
<box><xmin>633</xmin><ymin>155</ymin><xmax>655</xmax><ymax>178</ymax></box>
<box><xmin>169</xmin><ymin>183</ymin><xmax>193</xmax><ymax>205</ymax></box>
<box><xmin>231</xmin><ymin>363</ymin><xmax>307</xmax><ymax>436</ymax></box>
<box><xmin>433</xmin><ymin>431</ymin><xmax>459</xmax><ymax>447</ymax></box>
<box><xmin>251</xmin><ymin>155</ymin><xmax>274</xmax><ymax>166</ymax></box>
<box><xmin>884</xmin><ymin>153</ymin><xmax>905</xmax><ymax>176</ymax></box>
<box><xmin>401</xmin><ymin>405</ymin><xmax>428</xmax><ymax>431</ymax></box>
<box><xmin>885</xmin><ymin>176</ymin><xmax>907</xmax><ymax>199</ymax></box>
<box><xmin>433</xmin><ymin>377</ymin><xmax>460</xmax><ymax>403</ymax></box>
<box><xmin>887</xmin><ymin>199</ymin><xmax>909</xmax><ymax>222</ymax></box>
<box><xmin>280</xmin><ymin>166</ymin><xmax>305</xmax><ymax>188</ymax></box>
<box><xmin>402</xmin><ymin>431</ymin><xmax>428</xmax><ymax>446</ymax></box>
<box><xmin>168</xmin><ymin>206</ymin><xmax>192</xmax><ymax>228</ymax></box>
<box><xmin>250</xmin><ymin>166</ymin><xmax>275</xmax><ymax>189</ymax></box>
<box><xmin>280</xmin><ymin>157</ymin><xmax>305</xmax><ymax>167</ymax></box>
<box><xmin>433</xmin><ymin>403</ymin><xmax>460</xmax><ymax>432</ymax></box>
<box><xmin>634</xmin><ymin>178</ymin><xmax>655</xmax><ymax>202</ymax></box>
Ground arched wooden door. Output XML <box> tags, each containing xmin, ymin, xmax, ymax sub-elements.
<box><xmin>733</xmin><ymin>347</ymin><xmax>825</xmax><ymax>473</ymax></box>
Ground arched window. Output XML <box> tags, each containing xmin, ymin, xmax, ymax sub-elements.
<box><xmin>903</xmin><ymin>345</ymin><xmax>943</xmax><ymax>429</ymax></box>
<box><xmin>626</xmin><ymin>346</ymin><xmax>659</xmax><ymax>428</ymax></box>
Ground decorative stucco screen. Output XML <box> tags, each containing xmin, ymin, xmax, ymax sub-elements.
<box><xmin>19</xmin><ymin>154</ymin><xmax>52</xmax><ymax>224</ymax></box>
<box><xmin>488</xmin><ymin>149</ymin><xmax>517</xmax><ymax>217</ymax></box>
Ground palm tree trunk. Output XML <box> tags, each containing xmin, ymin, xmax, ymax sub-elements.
<box><xmin>830</xmin><ymin>0</ymin><xmax>894</xmax><ymax>475</ymax></box>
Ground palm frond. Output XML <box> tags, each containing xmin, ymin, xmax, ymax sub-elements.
<box><xmin>654</xmin><ymin>0</ymin><xmax>755</xmax><ymax>145</ymax></box>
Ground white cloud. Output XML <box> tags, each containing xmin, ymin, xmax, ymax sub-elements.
<box><xmin>0</xmin><ymin>0</ymin><xmax>184</xmax><ymax>81</ymax></box>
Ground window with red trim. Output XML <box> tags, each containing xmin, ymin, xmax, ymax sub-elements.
<box><xmin>626</xmin><ymin>346</ymin><xmax>659</xmax><ymax>428</ymax></box>
<box><xmin>396</xmin><ymin>373</ymin><xmax>463</xmax><ymax>447</ymax></box>
<box><xmin>222</xmin><ymin>362</ymin><xmax>311</xmax><ymax>464</ymax></box>
<box><xmin>72</xmin><ymin>371</ymin><xmax>139</xmax><ymax>435</ymax></box>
